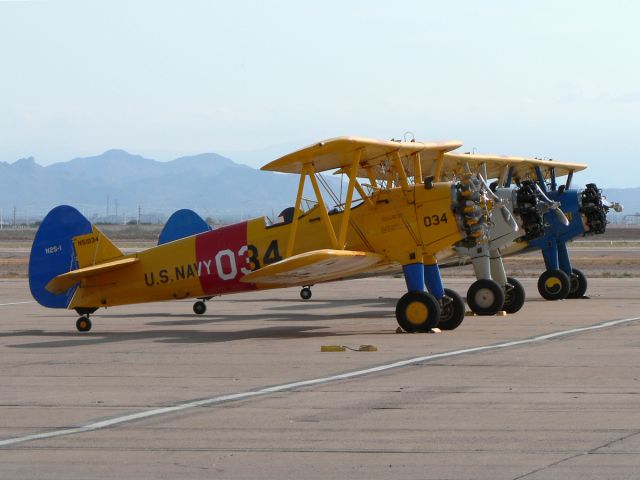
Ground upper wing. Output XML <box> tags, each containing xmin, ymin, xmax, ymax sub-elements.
<box><xmin>240</xmin><ymin>249</ymin><xmax>385</xmax><ymax>287</ymax></box>
<box><xmin>440</xmin><ymin>153</ymin><xmax>587</xmax><ymax>182</ymax></box>
<box><xmin>340</xmin><ymin>150</ymin><xmax>587</xmax><ymax>183</ymax></box>
<box><xmin>261</xmin><ymin>136</ymin><xmax>462</xmax><ymax>174</ymax></box>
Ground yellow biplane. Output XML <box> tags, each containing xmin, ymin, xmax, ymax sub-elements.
<box><xmin>30</xmin><ymin>136</ymin><xmax>498</xmax><ymax>333</ymax></box>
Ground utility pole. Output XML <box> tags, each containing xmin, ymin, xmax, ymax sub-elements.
<box><xmin>13</xmin><ymin>206</ymin><xmax>16</xmax><ymax>228</ymax></box>
<box><xmin>137</xmin><ymin>205</ymin><xmax>141</xmax><ymax>225</ymax></box>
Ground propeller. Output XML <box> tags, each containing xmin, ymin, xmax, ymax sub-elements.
<box><xmin>603</xmin><ymin>197</ymin><xmax>624</xmax><ymax>213</ymax></box>
<box><xmin>534</xmin><ymin>184</ymin><xmax>570</xmax><ymax>226</ymax></box>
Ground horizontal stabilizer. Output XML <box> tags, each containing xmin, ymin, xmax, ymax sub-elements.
<box><xmin>45</xmin><ymin>257</ymin><xmax>139</xmax><ymax>295</ymax></box>
<box><xmin>240</xmin><ymin>249</ymin><xmax>384</xmax><ymax>287</ymax></box>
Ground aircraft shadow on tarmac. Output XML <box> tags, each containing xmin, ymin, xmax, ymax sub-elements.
<box><xmin>2</xmin><ymin>324</ymin><xmax>347</xmax><ymax>349</ymax></box>
<box><xmin>3</xmin><ymin>302</ymin><xmax>397</xmax><ymax>349</ymax></box>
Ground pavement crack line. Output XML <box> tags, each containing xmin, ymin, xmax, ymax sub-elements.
<box><xmin>1</xmin><ymin>315</ymin><xmax>639</xmax><ymax>449</ymax></box>
<box><xmin>511</xmin><ymin>429</ymin><xmax>640</xmax><ymax>479</ymax></box>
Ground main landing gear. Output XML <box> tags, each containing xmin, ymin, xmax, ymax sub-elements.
<box><xmin>568</xmin><ymin>268</ymin><xmax>588</xmax><ymax>299</ymax></box>
<box><xmin>537</xmin><ymin>269</ymin><xmax>571</xmax><ymax>300</ymax></box>
<box><xmin>396</xmin><ymin>291</ymin><xmax>440</xmax><ymax>333</ymax></box>
<box><xmin>300</xmin><ymin>286</ymin><xmax>312</xmax><ymax>300</ymax></box>
<box><xmin>437</xmin><ymin>288</ymin><xmax>466</xmax><ymax>331</ymax></box>
<box><xmin>193</xmin><ymin>296</ymin><xmax>214</xmax><ymax>315</ymax></box>
<box><xmin>466</xmin><ymin>279</ymin><xmax>505</xmax><ymax>316</ymax></box>
<box><xmin>503</xmin><ymin>277</ymin><xmax>526</xmax><ymax>314</ymax></box>
<box><xmin>395</xmin><ymin>263</ymin><xmax>466</xmax><ymax>332</ymax></box>
<box><xmin>535</xmin><ymin>240</ymin><xmax>589</xmax><ymax>301</ymax></box>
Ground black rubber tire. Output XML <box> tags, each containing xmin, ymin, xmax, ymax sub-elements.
<box><xmin>193</xmin><ymin>300</ymin><xmax>207</xmax><ymax>315</ymax></box>
<box><xmin>76</xmin><ymin>316</ymin><xmax>92</xmax><ymax>332</ymax></box>
<box><xmin>396</xmin><ymin>291</ymin><xmax>441</xmax><ymax>333</ymax></box>
<box><xmin>537</xmin><ymin>269</ymin><xmax>571</xmax><ymax>300</ymax></box>
<box><xmin>467</xmin><ymin>279</ymin><xmax>505</xmax><ymax>315</ymax></box>
<box><xmin>503</xmin><ymin>277</ymin><xmax>526</xmax><ymax>314</ymax></box>
<box><xmin>567</xmin><ymin>268</ymin><xmax>588</xmax><ymax>299</ymax></box>
<box><xmin>300</xmin><ymin>287</ymin><xmax>312</xmax><ymax>300</ymax></box>
<box><xmin>437</xmin><ymin>288</ymin><xmax>466</xmax><ymax>331</ymax></box>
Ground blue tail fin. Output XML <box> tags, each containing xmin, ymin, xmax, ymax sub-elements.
<box><xmin>29</xmin><ymin>205</ymin><xmax>92</xmax><ymax>308</ymax></box>
<box><xmin>158</xmin><ymin>209</ymin><xmax>211</xmax><ymax>245</ymax></box>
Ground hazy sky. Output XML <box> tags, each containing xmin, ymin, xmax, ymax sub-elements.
<box><xmin>1</xmin><ymin>0</ymin><xmax>638</xmax><ymax>186</ymax></box>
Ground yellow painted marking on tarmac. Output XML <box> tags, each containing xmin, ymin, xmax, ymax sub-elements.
<box><xmin>321</xmin><ymin>345</ymin><xmax>346</xmax><ymax>352</ymax></box>
<box><xmin>321</xmin><ymin>345</ymin><xmax>378</xmax><ymax>352</ymax></box>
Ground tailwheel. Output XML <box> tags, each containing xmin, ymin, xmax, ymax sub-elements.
<box><xmin>467</xmin><ymin>279</ymin><xmax>505</xmax><ymax>315</ymax></box>
<box><xmin>396</xmin><ymin>291</ymin><xmax>440</xmax><ymax>333</ymax></box>
<box><xmin>437</xmin><ymin>288</ymin><xmax>465</xmax><ymax>331</ymax></box>
<box><xmin>503</xmin><ymin>277</ymin><xmax>526</xmax><ymax>314</ymax></box>
<box><xmin>193</xmin><ymin>300</ymin><xmax>207</xmax><ymax>315</ymax></box>
<box><xmin>537</xmin><ymin>269</ymin><xmax>570</xmax><ymax>300</ymax></box>
<box><xmin>76</xmin><ymin>316</ymin><xmax>92</xmax><ymax>332</ymax></box>
<box><xmin>300</xmin><ymin>286</ymin><xmax>312</xmax><ymax>300</ymax></box>
<box><xmin>567</xmin><ymin>268</ymin><xmax>588</xmax><ymax>299</ymax></box>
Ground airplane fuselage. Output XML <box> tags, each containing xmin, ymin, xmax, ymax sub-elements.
<box><xmin>68</xmin><ymin>182</ymin><xmax>465</xmax><ymax>309</ymax></box>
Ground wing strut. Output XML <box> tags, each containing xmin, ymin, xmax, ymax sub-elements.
<box><xmin>390</xmin><ymin>151</ymin><xmax>409</xmax><ymax>190</ymax></box>
<box><xmin>337</xmin><ymin>149</ymin><xmax>362</xmax><ymax>248</ymax></box>
<box><xmin>285</xmin><ymin>165</ymin><xmax>309</xmax><ymax>258</ymax></box>
<box><xmin>308</xmin><ymin>166</ymin><xmax>339</xmax><ymax>250</ymax></box>
<box><xmin>433</xmin><ymin>151</ymin><xmax>445</xmax><ymax>181</ymax></box>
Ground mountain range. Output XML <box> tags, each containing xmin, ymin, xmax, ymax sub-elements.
<box><xmin>0</xmin><ymin>150</ymin><xmax>325</xmax><ymax>223</ymax></box>
<box><xmin>0</xmin><ymin>150</ymin><xmax>637</xmax><ymax>224</ymax></box>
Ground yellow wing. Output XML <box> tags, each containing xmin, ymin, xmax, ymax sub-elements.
<box><xmin>261</xmin><ymin>136</ymin><xmax>462</xmax><ymax>174</ymax></box>
<box><xmin>338</xmin><ymin>149</ymin><xmax>586</xmax><ymax>183</ymax></box>
<box><xmin>240</xmin><ymin>249</ymin><xmax>385</xmax><ymax>287</ymax></box>
<box><xmin>440</xmin><ymin>153</ymin><xmax>587</xmax><ymax>182</ymax></box>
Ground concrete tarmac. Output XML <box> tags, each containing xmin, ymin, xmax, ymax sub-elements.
<box><xmin>1</xmin><ymin>276</ymin><xmax>639</xmax><ymax>479</ymax></box>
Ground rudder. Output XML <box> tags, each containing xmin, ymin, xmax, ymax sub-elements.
<box><xmin>29</xmin><ymin>205</ymin><xmax>93</xmax><ymax>308</ymax></box>
<box><xmin>158</xmin><ymin>209</ymin><xmax>211</xmax><ymax>245</ymax></box>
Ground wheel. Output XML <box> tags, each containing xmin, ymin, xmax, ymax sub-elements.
<box><xmin>395</xmin><ymin>291</ymin><xmax>441</xmax><ymax>333</ymax></box>
<box><xmin>300</xmin><ymin>287</ymin><xmax>312</xmax><ymax>300</ymax></box>
<box><xmin>537</xmin><ymin>269</ymin><xmax>571</xmax><ymax>300</ymax></box>
<box><xmin>437</xmin><ymin>288</ymin><xmax>466</xmax><ymax>331</ymax></box>
<box><xmin>193</xmin><ymin>300</ymin><xmax>207</xmax><ymax>315</ymax></box>
<box><xmin>503</xmin><ymin>277</ymin><xmax>526</xmax><ymax>314</ymax></box>
<box><xmin>467</xmin><ymin>279</ymin><xmax>505</xmax><ymax>315</ymax></box>
<box><xmin>567</xmin><ymin>268</ymin><xmax>588</xmax><ymax>298</ymax></box>
<box><xmin>76</xmin><ymin>316</ymin><xmax>92</xmax><ymax>332</ymax></box>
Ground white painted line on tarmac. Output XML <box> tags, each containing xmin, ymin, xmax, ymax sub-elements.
<box><xmin>1</xmin><ymin>315</ymin><xmax>639</xmax><ymax>448</ymax></box>
<box><xmin>0</xmin><ymin>301</ymin><xmax>35</xmax><ymax>307</ymax></box>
